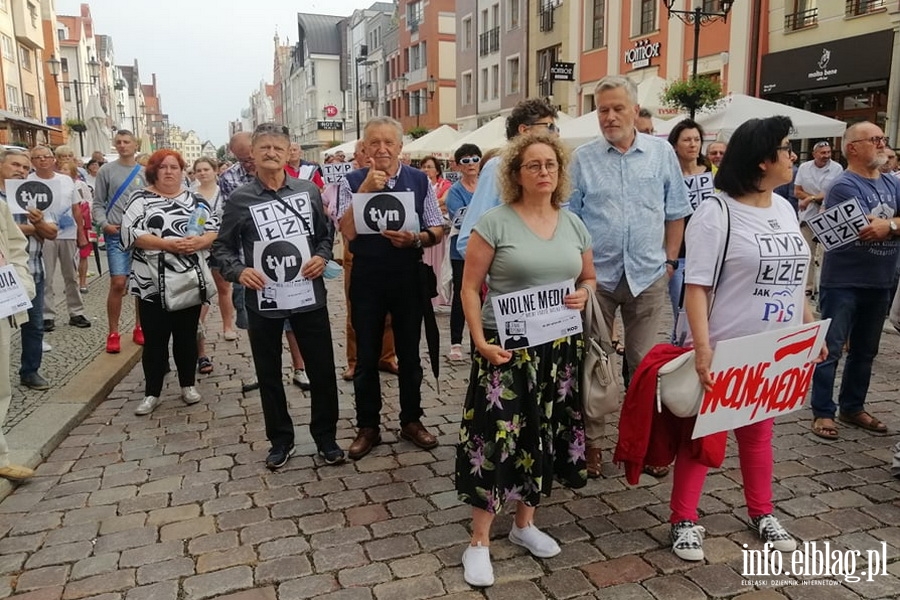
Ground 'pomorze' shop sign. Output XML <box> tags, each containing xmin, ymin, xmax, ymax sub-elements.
<box><xmin>624</xmin><ymin>40</ymin><xmax>661</xmax><ymax>70</ymax></box>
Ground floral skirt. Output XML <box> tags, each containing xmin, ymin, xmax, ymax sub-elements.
<box><xmin>456</xmin><ymin>332</ymin><xmax>587</xmax><ymax>514</ymax></box>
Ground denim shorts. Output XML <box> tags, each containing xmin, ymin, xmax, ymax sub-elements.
<box><xmin>105</xmin><ymin>234</ymin><xmax>132</xmax><ymax>276</ymax></box>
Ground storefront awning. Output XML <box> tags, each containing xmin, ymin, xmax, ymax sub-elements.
<box><xmin>0</xmin><ymin>110</ymin><xmax>61</xmax><ymax>132</ymax></box>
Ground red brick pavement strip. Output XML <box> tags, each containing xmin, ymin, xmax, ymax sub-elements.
<box><xmin>0</xmin><ymin>277</ymin><xmax>898</xmax><ymax>598</ymax></box>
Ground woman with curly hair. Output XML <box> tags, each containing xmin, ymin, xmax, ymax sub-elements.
<box><xmin>455</xmin><ymin>134</ymin><xmax>596</xmax><ymax>587</ymax></box>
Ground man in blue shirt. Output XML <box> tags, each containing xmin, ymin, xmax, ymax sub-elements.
<box><xmin>455</xmin><ymin>98</ymin><xmax>559</xmax><ymax>257</ymax></box>
<box><xmin>810</xmin><ymin>122</ymin><xmax>900</xmax><ymax>440</ymax></box>
<box><xmin>568</xmin><ymin>75</ymin><xmax>691</xmax><ymax>475</ymax></box>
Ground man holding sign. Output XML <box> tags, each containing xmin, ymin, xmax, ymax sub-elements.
<box><xmin>336</xmin><ymin>116</ymin><xmax>444</xmax><ymax>460</ymax></box>
<box><xmin>810</xmin><ymin>122</ymin><xmax>900</xmax><ymax>439</ymax></box>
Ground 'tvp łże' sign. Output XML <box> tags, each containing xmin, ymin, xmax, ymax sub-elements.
<box><xmin>692</xmin><ymin>320</ymin><xmax>830</xmax><ymax>439</ymax></box>
<box><xmin>685</xmin><ymin>172</ymin><xmax>715</xmax><ymax>211</ymax></box>
<box><xmin>322</xmin><ymin>162</ymin><xmax>352</xmax><ymax>185</ymax></box>
<box><xmin>352</xmin><ymin>192</ymin><xmax>418</xmax><ymax>234</ymax></box>
<box><xmin>491</xmin><ymin>279</ymin><xmax>583</xmax><ymax>350</ymax></box>
<box><xmin>805</xmin><ymin>200</ymin><xmax>868</xmax><ymax>251</ymax></box>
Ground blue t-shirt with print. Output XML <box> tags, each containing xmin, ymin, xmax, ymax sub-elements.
<box><xmin>820</xmin><ymin>171</ymin><xmax>900</xmax><ymax>289</ymax></box>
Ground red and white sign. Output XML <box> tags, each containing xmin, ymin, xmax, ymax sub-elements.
<box><xmin>324</xmin><ymin>105</ymin><xmax>339</xmax><ymax>118</ymax></box>
<box><xmin>692</xmin><ymin>320</ymin><xmax>831</xmax><ymax>439</ymax></box>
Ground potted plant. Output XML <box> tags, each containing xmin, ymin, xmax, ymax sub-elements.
<box><xmin>661</xmin><ymin>77</ymin><xmax>723</xmax><ymax>119</ymax></box>
<box><xmin>407</xmin><ymin>126</ymin><xmax>429</xmax><ymax>140</ymax></box>
<box><xmin>65</xmin><ymin>118</ymin><xmax>87</xmax><ymax>133</ymax></box>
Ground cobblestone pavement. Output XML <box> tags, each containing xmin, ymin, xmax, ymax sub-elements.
<box><xmin>0</xmin><ymin>275</ymin><xmax>898</xmax><ymax>599</ymax></box>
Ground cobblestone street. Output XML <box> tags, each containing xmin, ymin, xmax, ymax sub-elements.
<box><xmin>0</xmin><ymin>274</ymin><xmax>898</xmax><ymax>599</ymax></box>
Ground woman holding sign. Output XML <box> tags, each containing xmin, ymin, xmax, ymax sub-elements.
<box><xmin>455</xmin><ymin>134</ymin><xmax>595</xmax><ymax>587</ymax></box>
<box><xmin>121</xmin><ymin>150</ymin><xmax>219</xmax><ymax>416</ymax></box>
<box><xmin>670</xmin><ymin>116</ymin><xmax>824</xmax><ymax>562</ymax></box>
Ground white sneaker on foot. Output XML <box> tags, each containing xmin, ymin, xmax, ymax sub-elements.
<box><xmin>671</xmin><ymin>520</ymin><xmax>705</xmax><ymax>561</ymax></box>
<box><xmin>753</xmin><ymin>514</ymin><xmax>796</xmax><ymax>552</ymax></box>
<box><xmin>462</xmin><ymin>542</ymin><xmax>494</xmax><ymax>587</ymax></box>
<box><xmin>508</xmin><ymin>523</ymin><xmax>560</xmax><ymax>558</ymax></box>
<box><xmin>42</xmin><ymin>341</ymin><xmax>52</xmax><ymax>352</ymax></box>
<box><xmin>181</xmin><ymin>386</ymin><xmax>202</xmax><ymax>405</ymax></box>
<box><xmin>293</xmin><ymin>369</ymin><xmax>311</xmax><ymax>390</ymax></box>
<box><xmin>134</xmin><ymin>396</ymin><xmax>161</xmax><ymax>415</ymax></box>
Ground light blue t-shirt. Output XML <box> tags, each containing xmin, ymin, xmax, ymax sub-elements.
<box><xmin>567</xmin><ymin>132</ymin><xmax>692</xmax><ymax>296</ymax></box>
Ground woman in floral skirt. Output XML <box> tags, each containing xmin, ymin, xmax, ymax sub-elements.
<box><xmin>455</xmin><ymin>133</ymin><xmax>596</xmax><ymax>587</ymax></box>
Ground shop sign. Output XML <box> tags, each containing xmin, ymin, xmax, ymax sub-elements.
<box><xmin>761</xmin><ymin>30</ymin><xmax>892</xmax><ymax>95</ymax></box>
<box><xmin>625</xmin><ymin>40</ymin><xmax>661</xmax><ymax>70</ymax></box>
<box><xmin>323</xmin><ymin>105</ymin><xmax>339</xmax><ymax>118</ymax></box>
<box><xmin>317</xmin><ymin>121</ymin><xmax>343</xmax><ymax>131</ymax></box>
<box><xmin>550</xmin><ymin>62</ymin><xmax>575</xmax><ymax>81</ymax></box>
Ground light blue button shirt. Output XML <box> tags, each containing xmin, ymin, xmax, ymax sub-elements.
<box><xmin>455</xmin><ymin>156</ymin><xmax>500</xmax><ymax>258</ymax></box>
<box><xmin>567</xmin><ymin>132</ymin><xmax>692</xmax><ymax>296</ymax></box>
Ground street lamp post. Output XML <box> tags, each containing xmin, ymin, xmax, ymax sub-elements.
<box><xmin>662</xmin><ymin>0</ymin><xmax>735</xmax><ymax>119</ymax></box>
<box><xmin>354</xmin><ymin>56</ymin><xmax>376</xmax><ymax>140</ymax></box>
<box><xmin>46</xmin><ymin>55</ymin><xmax>101</xmax><ymax>155</ymax></box>
<box><xmin>398</xmin><ymin>74</ymin><xmax>438</xmax><ymax>129</ymax></box>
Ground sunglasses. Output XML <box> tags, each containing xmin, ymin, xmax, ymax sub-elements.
<box><xmin>458</xmin><ymin>156</ymin><xmax>481</xmax><ymax>165</ymax></box>
<box><xmin>528</xmin><ymin>122</ymin><xmax>558</xmax><ymax>133</ymax></box>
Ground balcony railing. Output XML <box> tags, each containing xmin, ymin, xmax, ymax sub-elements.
<box><xmin>488</xmin><ymin>27</ymin><xmax>500</xmax><ymax>53</ymax></box>
<box><xmin>539</xmin><ymin>6</ymin><xmax>555</xmax><ymax>32</ymax></box>
<box><xmin>785</xmin><ymin>7</ymin><xmax>818</xmax><ymax>30</ymax></box>
<box><xmin>846</xmin><ymin>0</ymin><xmax>885</xmax><ymax>16</ymax></box>
<box><xmin>478</xmin><ymin>31</ymin><xmax>490</xmax><ymax>56</ymax></box>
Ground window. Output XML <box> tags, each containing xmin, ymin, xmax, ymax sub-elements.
<box><xmin>491</xmin><ymin>65</ymin><xmax>499</xmax><ymax>99</ymax></box>
<box><xmin>61</xmin><ymin>57</ymin><xmax>69</xmax><ymax>73</ymax></box>
<box><xmin>24</xmin><ymin>93</ymin><xmax>35</xmax><ymax>118</ymax></box>
<box><xmin>492</xmin><ymin>3</ymin><xmax>500</xmax><ymax>29</ymax></box>
<box><xmin>591</xmin><ymin>0</ymin><xmax>605</xmax><ymax>49</ymax></box>
<box><xmin>785</xmin><ymin>0</ymin><xmax>818</xmax><ymax>29</ymax></box>
<box><xmin>537</xmin><ymin>45</ymin><xmax>559</xmax><ymax>97</ymax></box>
<box><xmin>407</xmin><ymin>1</ymin><xmax>423</xmax><ymax>30</ymax></box>
<box><xmin>57</xmin><ymin>28</ymin><xmax>64</xmax><ymax>41</ymax></box>
<box><xmin>0</xmin><ymin>0</ymin><xmax>7</xmax><ymax>12</ymax></box>
<box><xmin>639</xmin><ymin>0</ymin><xmax>657</xmax><ymax>35</ymax></box>
<box><xmin>481</xmin><ymin>68</ymin><xmax>489</xmax><ymax>102</ymax></box>
<box><xmin>508</xmin><ymin>0</ymin><xmax>520</xmax><ymax>29</ymax></box>
<box><xmin>463</xmin><ymin>17</ymin><xmax>472</xmax><ymax>49</ymax></box>
<box><xmin>5</xmin><ymin>84</ymin><xmax>17</xmax><ymax>109</ymax></box>
<box><xmin>481</xmin><ymin>9</ymin><xmax>489</xmax><ymax>33</ymax></box>
<box><xmin>19</xmin><ymin>46</ymin><xmax>31</xmax><ymax>71</ymax></box>
<box><xmin>506</xmin><ymin>56</ymin><xmax>520</xmax><ymax>95</ymax></box>
<box><xmin>846</xmin><ymin>0</ymin><xmax>886</xmax><ymax>16</ymax></box>
<box><xmin>462</xmin><ymin>72</ymin><xmax>473</xmax><ymax>105</ymax></box>
<box><xmin>1</xmin><ymin>35</ymin><xmax>12</xmax><ymax>60</ymax></box>
<box><xmin>409</xmin><ymin>43</ymin><xmax>426</xmax><ymax>71</ymax></box>
<box><xmin>27</xmin><ymin>2</ymin><xmax>37</xmax><ymax>26</ymax></box>
<box><xmin>64</xmin><ymin>86</ymin><xmax>71</xmax><ymax>102</ymax></box>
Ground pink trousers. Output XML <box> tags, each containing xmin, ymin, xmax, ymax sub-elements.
<box><xmin>669</xmin><ymin>418</ymin><xmax>774</xmax><ymax>523</ymax></box>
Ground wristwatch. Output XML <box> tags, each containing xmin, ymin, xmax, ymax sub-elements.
<box><xmin>666</xmin><ymin>259</ymin><xmax>679</xmax><ymax>269</ymax></box>
<box><xmin>890</xmin><ymin>220</ymin><xmax>898</xmax><ymax>234</ymax></box>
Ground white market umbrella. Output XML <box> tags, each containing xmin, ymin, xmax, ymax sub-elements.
<box><xmin>655</xmin><ymin>94</ymin><xmax>847</xmax><ymax>141</ymax></box>
<box><xmin>326</xmin><ymin>138</ymin><xmax>359</xmax><ymax>157</ymax></box>
<box><xmin>559</xmin><ymin>110</ymin><xmax>681</xmax><ymax>148</ymax></box>
<box><xmin>83</xmin><ymin>95</ymin><xmax>111</xmax><ymax>157</ymax></box>
<box><xmin>450</xmin><ymin>116</ymin><xmax>508</xmax><ymax>154</ymax></box>
<box><xmin>401</xmin><ymin>125</ymin><xmax>462</xmax><ymax>160</ymax></box>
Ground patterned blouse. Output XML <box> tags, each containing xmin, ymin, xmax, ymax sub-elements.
<box><xmin>121</xmin><ymin>189</ymin><xmax>219</xmax><ymax>302</ymax></box>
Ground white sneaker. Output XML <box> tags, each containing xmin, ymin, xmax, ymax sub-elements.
<box><xmin>42</xmin><ymin>341</ymin><xmax>52</xmax><ymax>352</ymax></box>
<box><xmin>462</xmin><ymin>542</ymin><xmax>494</xmax><ymax>587</ymax></box>
<box><xmin>134</xmin><ymin>396</ymin><xmax>161</xmax><ymax>415</ymax></box>
<box><xmin>181</xmin><ymin>386</ymin><xmax>202</xmax><ymax>405</ymax></box>
<box><xmin>752</xmin><ymin>514</ymin><xmax>796</xmax><ymax>552</ymax></box>
<box><xmin>508</xmin><ymin>523</ymin><xmax>561</xmax><ymax>558</ymax></box>
<box><xmin>671</xmin><ymin>520</ymin><xmax>706</xmax><ymax>561</ymax></box>
<box><xmin>293</xmin><ymin>369</ymin><xmax>311</xmax><ymax>390</ymax></box>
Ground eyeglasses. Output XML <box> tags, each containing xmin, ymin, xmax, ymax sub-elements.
<box><xmin>528</xmin><ymin>122</ymin><xmax>558</xmax><ymax>133</ymax></box>
<box><xmin>458</xmin><ymin>156</ymin><xmax>481</xmax><ymax>165</ymax></box>
<box><xmin>520</xmin><ymin>161</ymin><xmax>559</xmax><ymax>174</ymax></box>
<box><xmin>775</xmin><ymin>144</ymin><xmax>794</xmax><ymax>154</ymax></box>
<box><xmin>847</xmin><ymin>136</ymin><xmax>889</xmax><ymax>147</ymax></box>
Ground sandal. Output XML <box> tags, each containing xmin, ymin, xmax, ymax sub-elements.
<box><xmin>586</xmin><ymin>447</ymin><xmax>601</xmax><ymax>478</ymax></box>
<box><xmin>811</xmin><ymin>418</ymin><xmax>839</xmax><ymax>440</ymax></box>
<box><xmin>838</xmin><ymin>411</ymin><xmax>887</xmax><ymax>434</ymax></box>
<box><xmin>643</xmin><ymin>464</ymin><xmax>670</xmax><ymax>478</ymax></box>
<box><xmin>197</xmin><ymin>356</ymin><xmax>214</xmax><ymax>374</ymax></box>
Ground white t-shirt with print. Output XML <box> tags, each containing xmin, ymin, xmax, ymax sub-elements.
<box><xmin>795</xmin><ymin>159</ymin><xmax>844</xmax><ymax>223</ymax></box>
<box><xmin>684</xmin><ymin>192</ymin><xmax>810</xmax><ymax>346</ymax></box>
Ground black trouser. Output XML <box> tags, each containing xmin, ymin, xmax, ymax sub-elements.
<box><xmin>350</xmin><ymin>258</ymin><xmax>424</xmax><ymax>430</ymax></box>
<box><xmin>247</xmin><ymin>307</ymin><xmax>339</xmax><ymax>449</ymax></box>
<box><xmin>139</xmin><ymin>299</ymin><xmax>200</xmax><ymax>397</ymax></box>
<box><xmin>450</xmin><ymin>258</ymin><xmax>465</xmax><ymax>346</ymax></box>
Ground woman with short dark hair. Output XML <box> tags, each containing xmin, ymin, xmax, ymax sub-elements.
<box><xmin>669</xmin><ymin>116</ymin><xmax>824</xmax><ymax>561</ymax></box>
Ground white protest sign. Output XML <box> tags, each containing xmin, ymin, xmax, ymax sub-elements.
<box><xmin>805</xmin><ymin>200</ymin><xmax>869</xmax><ymax>251</ymax></box>
<box><xmin>5</xmin><ymin>178</ymin><xmax>63</xmax><ymax>216</ymax></box>
<box><xmin>692</xmin><ymin>319</ymin><xmax>831</xmax><ymax>439</ymax></box>
<box><xmin>249</xmin><ymin>192</ymin><xmax>313</xmax><ymax>241</ymax></box>
<box><xmin>252</xmin><ymin>236</ymin><xmax>316</xmax><ymax>311</ymax></box>
<box><xmin>685</xmin><ymin>172</ymin><xmax>715</xmax><ymax>210</ymax></box>
<box><xmin>445</xmin><ymin>171</ymin><xmax>462</xmax><ymax>184</ymax></box>
<box><xmin>322</xmin><ymin>162</ymin><xmax>353</xmax><ymax>185</ymax></box>
<box><xmin>0</xmin><ymin>265</ymin><xmax>32</xmax><ymax>319</ymax></box>
<box><xmin>491</xmin><ymin>279</ymin><xmax>583</xmax><ymax>350</ymax></box>
<box><xmin>450</xmin><ymin>206</ymin><xmax>468</xmax><ymax>230</ymax></box>
<box><xmin>352</xmin><ymin>192</ymin><xmax>419</xmax><ymax>235</ymax></box>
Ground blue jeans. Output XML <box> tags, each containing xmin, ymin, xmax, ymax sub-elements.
<box><xmin>19</xmin><ymin>272</ymin><xmax>45</xmax><ymax>378</ymax></box>
<box><xmin>810</xmin><ymin>287</ymin><xmax>890</xmax><ymax>419</ymax></box>
<box><xmin>667</xmin><ymin>258</ymin><xmax>685</xmax><ymax>343</ymax></box>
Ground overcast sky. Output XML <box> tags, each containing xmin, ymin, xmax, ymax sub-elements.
<box><xmin>56</xmin><ymin>0</ymin><xmax>376</xmax><ymax>147</ymax></box>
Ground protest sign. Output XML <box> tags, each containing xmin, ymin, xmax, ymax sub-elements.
<box><xmin>252</xmin><ymin>236</ymin><xmax>316</xmax><ymax>311</ymax></box>
<box><xmin>249</xmin><ymin>192</ymin><xmax>313</xmax><ymax>241</ymax></box>
<box><xmin>352</xmin><ymin>192</ymin><xmax>418</xmax><ymax>234</ymax></box>
<box><xmin>450</xmin><ymin>206</ymin><xmax>468</xmax><ymax>230</ymax></box>
<box><xmin>692</xmin><ymin>319</ymin><xmax>830</xmax><ymax>439</ymax></box>
<box><xmin>0</xmin><ymin>265</ymin><xmax>31</xmax><ymax>319</ymax></box>
<box><xmin>491</xmin><ymin>279</ymin><xmax>582</xmax><ymax>350</ymax></box>
<box><xmin>445</xmin><ymin>171</ymin><xmax>461</xmax><ymax>184</ymax></box>
<box><xmin>805</xmin><ymin>200</ymin><xmax>868</xmax><ymax>251</ymax></box>
<box><xmin>685</xmin><ymin>172</ymin><xmax>715</xmax><ymax>210</ymax></box>
<box><xmin>322</xmin><ymin>162</ymin><xmax>353</xmax><ymax>185</ymax></box>
<box><xmin>5</xmin><ymin>179</ymin><xmax>63</xmax><ymax>216</ymax></box>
